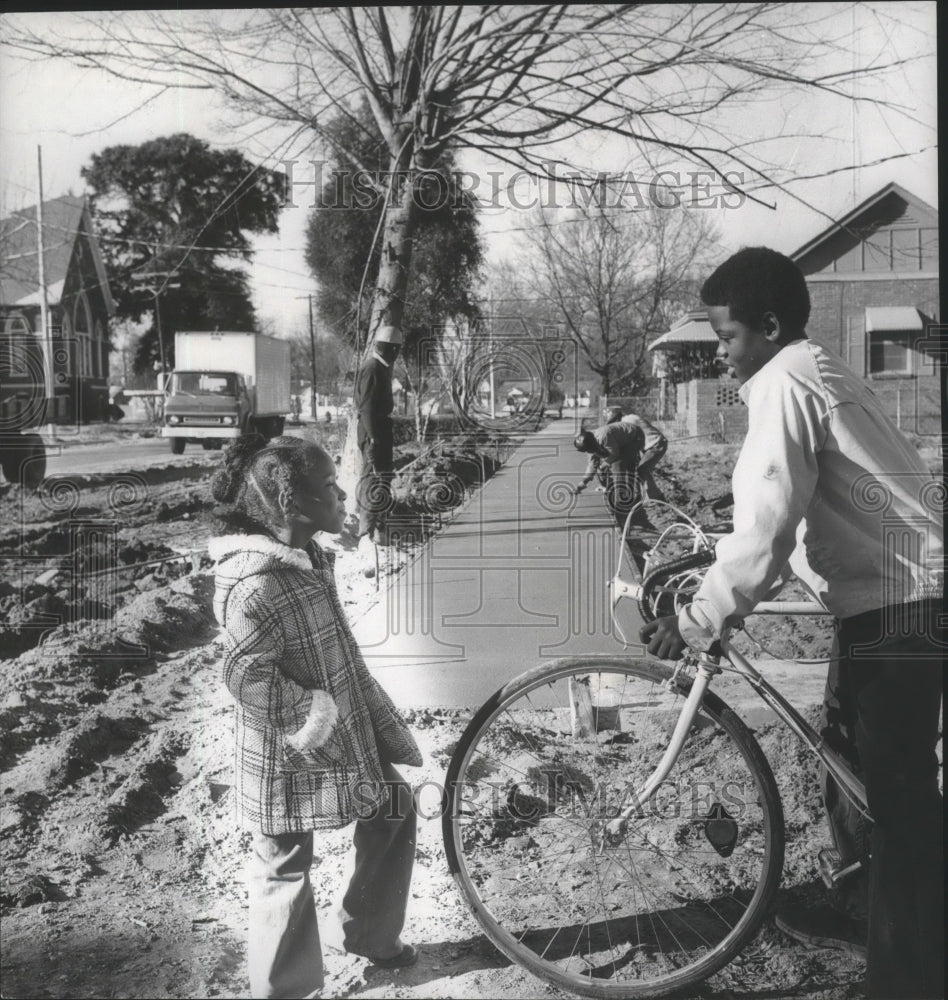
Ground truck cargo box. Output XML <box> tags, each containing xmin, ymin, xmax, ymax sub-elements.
<box><xmin>174</xmin><ymin>332</ymin><xmax>291</xmax><ymax>416</ymax></box>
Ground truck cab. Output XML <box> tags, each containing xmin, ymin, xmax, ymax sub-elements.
<box><xmin>161</xmin><ymin>331</ymin><xmax>291</xmax><ymax>454</ymax></box>
<box><xmin>162</xmin><ymin>369</ymin><xmax>251</xmax><ymax>453</ymax></box>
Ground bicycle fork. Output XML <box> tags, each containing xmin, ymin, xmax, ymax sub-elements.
<box><xmin>602</xmin><ymin>654</ymin><xmax>721</xmax><ymax>846</ymax></box>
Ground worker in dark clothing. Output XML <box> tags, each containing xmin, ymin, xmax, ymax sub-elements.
<box><xmin>604</xmin><ymin>406</ymin><xmax>668</xmax><ymax>501</ymax></box>
<box><xmin>572</xmin><ymin>421</ymin><xmax>645</xmax><ymax>524</ymax></box>
<box><xmin>355</xmin><ymin>326</ymin><xmax>400</xmax><ymax>546</ymax></box>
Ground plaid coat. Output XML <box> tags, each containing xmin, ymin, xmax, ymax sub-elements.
<box><xmin>208</xmin><ymin>533</ymin><xmax>422</xmax><ymax>834</ymax></box>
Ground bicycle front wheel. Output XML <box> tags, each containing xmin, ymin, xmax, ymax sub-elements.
<box><xmin>443</xmin><ymin>657</ymin><xmax>784</xmax><ymax>998</ymax></box>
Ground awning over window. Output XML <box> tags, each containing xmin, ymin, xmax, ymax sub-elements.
<box><xmin>648</xmin><ymin>311</ymin><xmax>717</xmax><ymax>350</ymax></box>
<box><xmin>864</xmin><ymin>306</ymin><xmax>924</xmax><ymax>333</ymax></box>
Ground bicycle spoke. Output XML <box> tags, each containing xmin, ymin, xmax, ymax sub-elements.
<box><xmin>447</xmin><ymin>660</ymin><xmax>783</xmax><ymax>996</ymax></box>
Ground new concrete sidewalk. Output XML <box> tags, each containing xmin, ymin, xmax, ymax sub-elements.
<box><xmin>353</xmin><ymin>418</ymin><xmax>640</xmax><ymax>708</ymax></box>
<box><xmin>354</xmin><ymin>418</ymin><xmax>828</xmax><ymax>719</ymax></box>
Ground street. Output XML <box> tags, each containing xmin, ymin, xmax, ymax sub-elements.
<box><xmin>43</xmin><ymin>437</ymin><xmax>219</xmax><ymax>477</ymax></box>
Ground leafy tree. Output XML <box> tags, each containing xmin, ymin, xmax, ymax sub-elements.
<box><xmin>7</xmin><ymin>6</ymin><xmax>922</xmax><ymax>363</ymax></box>
<box><xmin>305</xmin><ymin>102</ymin><xmax>484</xmax><ymax>440</ymax></box>
<box><xmin>7</xmin><ymin>6</ymin><xmax>926</xmax><ymax>471</ymax></box>
<box><xmin>80</xmin><ymin>133</ymin><xmax>283</xmax><ymax>372</ymax></box>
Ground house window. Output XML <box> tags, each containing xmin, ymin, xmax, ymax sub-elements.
<box><xmin>834</xmin><ymin>242</ymin><xmax>863</xmax><ymax>273</ymax></box>
<box><xmin>863</xmin><ymin>233</ymin><xmax>891</xmax><ymax>271</ymax></box>
<box><xmin>869</xmin><ymin>332</ymin><xmax>912</xmax><ymax>375</ymax></box>
<box><xmin>891</xmin><ymin>228</ymin><xmax>920</xmax><ymax>271</ymax></box>
<box><xmin>3</xmin><ymin>312</ymin><xmax>32</xmax><ymax>336</ymax></box>
<box><xmin>95</xmin><ymin>320</ymin><xmax>107</xmax><ymax>380</ymax></box>
<box><xmin>920</xmin><ymin>228</ymin><xmax>939</xmax><ymax>270</ymax></box>
<box><xmin>73</xmin><ymin>292</ymin><xmax>93</xmax><ymax>377</ymax></box>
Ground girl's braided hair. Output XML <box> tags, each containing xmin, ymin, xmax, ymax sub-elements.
<box><xmin>210</xmin><ymin>433</ymin><xmax>323</xmax><ymax>535</ymax></box>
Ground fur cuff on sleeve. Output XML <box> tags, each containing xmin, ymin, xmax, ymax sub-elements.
<box><xmin>285</xmin><ymin>690</ymin><xmax>339</xmax><ymax>752</ymax></box>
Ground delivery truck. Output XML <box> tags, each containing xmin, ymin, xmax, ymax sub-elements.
<box><xmin>162</xmin><ymin>331</ymin><xmax>292</xmax><ymax>454</ymax></box>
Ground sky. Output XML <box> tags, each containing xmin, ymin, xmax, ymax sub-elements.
<box><xmin>0</xmin><ymin>4</ymin><xmax>938</xmax><ymax>340</ymax></box>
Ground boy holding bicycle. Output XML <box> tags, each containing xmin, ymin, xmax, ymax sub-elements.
<box><xmin>641</xmin><ymin>247</ymin><xmax>943</xmax><ymax>1000</ymax></box>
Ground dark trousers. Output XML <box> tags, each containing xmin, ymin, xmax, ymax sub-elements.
<box><xmin>637</xmin><ymin>441</ymin><xmax>667</xmax><ymax>502</ymax></box>
<box><xmin>821</xmin><ymin>600</ymin><xmax>944</xmax><ymax>999</ymax></box>
<box><xmin>356</xmin><ymin>445</ymin><xmax>395</xmax><ymax>539</ymax></box>
<box><xmin>246</xmin><ymin>764</ymin><xmax>416</xmax><ymax>999</ymax></box>
<box><xmin>605</xmin><ymin>465</ymin><xmax>639</xmax><ymax>526</ymax></box>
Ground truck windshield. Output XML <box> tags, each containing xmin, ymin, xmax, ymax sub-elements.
<box><xmin>170</xmin><ymin>372</ymin><xmax>238</xmax><ymax>396</ymax></box>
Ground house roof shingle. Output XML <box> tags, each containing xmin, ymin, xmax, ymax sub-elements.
<box><xmin>790</xmin><ymin>182</ymin><xmax>939</xmax><ymax>269</ymax></box>
<box><xmin>0</xmin><ymin>195</ymin><xmax>114</xmax><ymax>314</ymax></box>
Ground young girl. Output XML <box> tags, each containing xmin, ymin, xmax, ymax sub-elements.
<box><xmin>208</xmin><ymin>434</ymin><xmax>422</xmax><ymax>999</ymax></box>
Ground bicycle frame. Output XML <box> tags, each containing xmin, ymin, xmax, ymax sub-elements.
<box><xmin>604</xmin><ymin>614</ymin><xmax>869</xmax><ymax>839</ymax></box>
<box><xmin>605</xmin><ymin>496</ymin><xmax>870</xmax><ymax>835</ymax></box>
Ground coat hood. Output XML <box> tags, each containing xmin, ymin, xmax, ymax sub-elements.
<box><xmin>208</xmin><ymin>533</ymin><xmax>313</xmax><ymax>571</ymax></box>
<box><xmin>208</xmin><ymin>533</ymin><xmax>337</xmax><ymax>608</ymax></box>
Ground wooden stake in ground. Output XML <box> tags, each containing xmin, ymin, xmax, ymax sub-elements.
<box><xmin>569</xmin><ymin>675</ymin><xmax>622</xmax><ymax>737</ymax></box>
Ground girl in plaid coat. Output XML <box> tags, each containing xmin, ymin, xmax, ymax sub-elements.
<box><xmin>208</xmin><ymin>434</ymin><xmax>422</xmax><ymax>998</ymax></box>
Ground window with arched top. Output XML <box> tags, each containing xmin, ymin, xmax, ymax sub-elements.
<box><xmin>94</xmin><ymin>320</ymin><xmax>107</xmax><ymax>379</ymax></box>
<box><xmin>73</xmin><ymin>291</ymin><xmax>93</xmax><ymax>376</ymax></box>
<box><xmin>3</xmin><ymin>313</ymin><xmax>33</xmax><ymax>336</ymax></box>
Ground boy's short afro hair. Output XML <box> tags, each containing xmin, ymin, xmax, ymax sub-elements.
<box><xmin>701</xmin><ymin>247</ymin><xmax>810</xmax><ymax>334</ymax></box>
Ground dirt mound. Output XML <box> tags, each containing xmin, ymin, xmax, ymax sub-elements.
<box><xmin>41</xmin><ymin>712</ymin><xmax>149</xmax><ymax>790</ymax></box>
<box><xmin>4</xmin><ymin>429</ymin><xmax>937</xmax><ymax>1000</ymax></box>
<box><xmin>99</xmin><ymin>727</ymin><xmax>191</xmax><ymax>845</ymax></box>
<box><xmin>0</xmin><ymin>529</ymin><xmax>203</xmax><ymax>659</ymax></box>
<box><xmin>0</xmin><ymin>575</ymin><xmax>216</xmax><ymax>777</ymax></box>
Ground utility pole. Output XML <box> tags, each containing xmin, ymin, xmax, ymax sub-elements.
<box><xmin>488</xmin><ymin>287</ymin><xmax>495</xmax><ymax>418</ymax></box>
<box><xmin>295</xmin><ymin>294</ymin><xmax>320</xmax><ymax>419</ymax></box>
<box><xmin>36</xmin><ymin>146</ymin><xmax>54</xmax><ymax>434</ymax></box>
<box><xmin>154</xmin><ymin>291</ymin><xmax>166</xmax><ymax>377</ymax></box>
<box><xmin>131</xmin><ymin>267</ymin><xmax>179</xmax><ymax>389</ymax></box>
<box><xmin>307</xmin><ymin>294</ymin><xmax>318</xmax><ymax>419</ymax></box>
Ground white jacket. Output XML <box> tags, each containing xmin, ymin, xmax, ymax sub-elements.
<box><xmin>680</xmin><ymin>340</ymin><xmax>943</xmax><ymax>648</ymax></box>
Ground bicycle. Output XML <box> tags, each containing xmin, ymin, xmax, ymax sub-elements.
<box><xmin>442</xmin><ymin>498</ymin><xmax>863</xmax><ymax>998</ymax></box>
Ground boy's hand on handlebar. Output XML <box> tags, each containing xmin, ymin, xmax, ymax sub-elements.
<box><xmin>640</xmin><ymin>615</ymin><xmax>688</xmax><ymax>661</ymax></box>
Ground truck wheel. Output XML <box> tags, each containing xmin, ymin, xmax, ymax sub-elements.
<box><xmin>202</xmin><ymin>440</ymin><xmax>223</xmax><ymax>451</ymax></box>
<box><xmin>0</xmin><ymin>433</ymin><xmax>46</xmax><ymax>490</ymax></box>
<box><xmin>251</xmin><ymin>417</ymin><xmax>283</xmax><ymax>440</ymax></box>
<box><xmin>170</xmin><ymin>439</ymin><xmax>186</xmax><ymax>455</ymax></box>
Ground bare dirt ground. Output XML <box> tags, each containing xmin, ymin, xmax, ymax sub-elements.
<box><xmin>0</xmin><ymin>429</ymin><xmax>941</xmax><ymax>1000</ymax></box>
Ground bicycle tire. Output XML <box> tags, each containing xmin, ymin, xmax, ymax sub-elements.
<box><xmin>638</xmin><ymin>549</ymin><xmax>715</xmax><ymax>623</ymax></box>
<box><xmin>443</xmin><ymin>656</ymin><xmax>785</xmax><ymax>998</ymax></box>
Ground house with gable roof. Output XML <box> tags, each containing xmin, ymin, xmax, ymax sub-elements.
<box><xmin>1</xmin><ymin>194</ymin><xmax>115</xmax><ymax>424</ymax></box>
<box><xmin>791</xmin><ymin>181</ymin><xmax>939</xmax><ymax>379</ymax></box>
<box><xmin>644</xmin><ymin>181</ymin><xmax>941</xmax><ymax>438</ymax></box>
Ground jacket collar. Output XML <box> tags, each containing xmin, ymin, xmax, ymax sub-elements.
<box><xmin>738</xmin><ymin>338</ymin><xmax>809</xmax><ymax>403</ymax></box>
<box><xmin>207</xmin><ymin>533</ymin><xmax>313</xmax><ymax>570</ymax></box>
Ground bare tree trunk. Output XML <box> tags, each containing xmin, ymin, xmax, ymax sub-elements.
<box><xmin>414</xmin><ymin>389</ymin><xmax>424</xmax><ymax>445</ymax></box>
<box><xmin>339</xmin><ymin>140</ymin><xmax>421</xmax><ymax>508</ymax></box>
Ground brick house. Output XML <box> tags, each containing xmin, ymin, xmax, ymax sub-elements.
<box><xmin>1</xmin><ymin>195</ymin><xmax>115</xmax><ymax>424</ymax></box>
<box><xmin>650</xmin><ymin>181</ymin><xmax>941</xmax><ymax>439</ymax></box>
<box><xmin>791</xmin><ymin>181</ymin><xmax>940</xmax><ymax>434</ymax></box>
